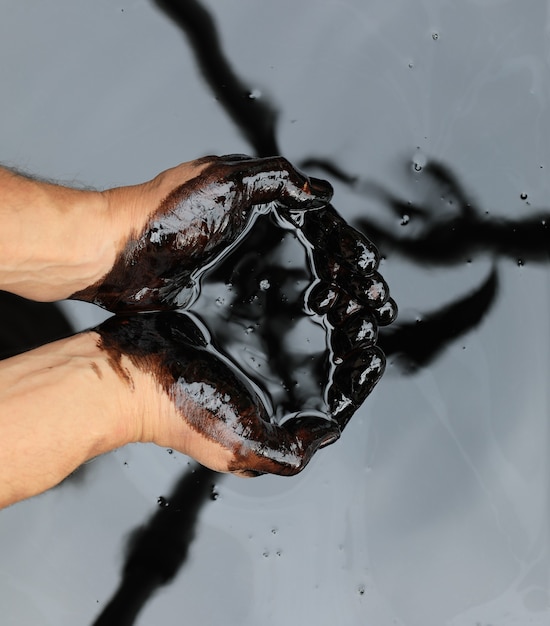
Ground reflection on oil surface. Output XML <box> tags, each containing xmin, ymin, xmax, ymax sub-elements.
<box><xmin>0</xmin><ymin>1</ymin><xmax>549</xmax><ymax>625</ymax></box>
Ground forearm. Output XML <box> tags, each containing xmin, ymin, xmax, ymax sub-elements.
<box><xmin>0</xmin><ymin>332</ymin><xmax>137</xmax><ymax>508</ymax></box>
<box><xmin>0</xmin><ymin>166</ymin><xmax>126</xmax><ymax>300</ymax></box>
<box><xmin>0</xmin><ymin>163</ymin><xmax>207</xmax><ymax>303</ymax></box>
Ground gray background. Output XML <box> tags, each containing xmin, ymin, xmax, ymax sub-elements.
<box><xmin>1</xmin><ymin>1</ymin><xmax>550</xmax><ymax>624</ymax></box>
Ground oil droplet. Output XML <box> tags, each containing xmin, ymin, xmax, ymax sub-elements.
<box><xmin>520</xmin><ymin>193</ymin><xmax>528</xmax><ymax>200</ymax></box>
<box><xmin>157</xmin><ymin>496</ymin><xmax>170</xmax><ymax>507</ymax></box>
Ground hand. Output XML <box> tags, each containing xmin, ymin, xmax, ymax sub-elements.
<box><xmin>71</xmin><ymin>155</ymin><xmax>333</xmax><ymax>312</ymax></box>
<box><xmin>96</xmin><ymin>312</ymin><xmax>341</xmax><ymax>477</ymax></box>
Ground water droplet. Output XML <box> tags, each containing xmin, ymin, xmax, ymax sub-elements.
<box><xmin>432</xmin><ymin>32</ymin><xmax>439</xmax><ymax>40</ymax></box>
<box><xmin>157</xmin><ymin>496</ymin><xmax>170</xmax><ymax>507</ymax></box>
<box><xmin>262</xmin><ymin>551</ymin><xmax>270</xmax><ymax>558</ymax></box>
<box><xmin>245</xmin><ymin>326</ymin><xmax>254</xmax><ymax>335</ymax></box>
<box><xmin>166</xmin><ymin>448</ymin><xmax>173</xmax><ymax>455</ymax></box>
<box><xmin>260</xmin><ymin>279</ymin><xmax>270</xmax><ymax>291</ymax></box>
<box><xmin>215</xmin><ymin>296</ymin><xmax>224</xmax><ymax>306</ymax></box>
<box><xmin>210</xmin><ymin>485</ymin><xmax>219</xmax><ymax>501</ymax></box>
<box><xmin>400</xmin><ymin>214</ymin><xmax>410</xmax><ymax>226</ymax></box>
<box><xmin>271</xmin><ymin>528</ymin><xmax>278</xmax><ymax>535</ymax></box>
<box><xmin>248</xmin><ymin>88</ymin><xmax>262</xmax><ymax>99</ymax></box>
<box><xmin>520</xmin><ymin>193</ymin><xmax>528</xmax><ymax>200</ymax></box>
<box><xmin>276</xmin><ymin>550</ymin><xmax>282</xmax><ymax>557</ymax></box>
<box><xmin>517</xmin><ymin>258</ymin><xmax>525</xmax><ymax>267</ymax></box>
<box><xmin>408</xmin><ymin>61</ymin><xmax>414</xmax><ymax>69</ymax></box>
<box><xmin>357</xmin><ymin>584</ymin><xmax>366</xmax><ymax>596</ymax></box>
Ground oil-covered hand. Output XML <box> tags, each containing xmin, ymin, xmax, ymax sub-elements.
<box><xmin>277</xmin><ymin>204</ymin><xmax>397</xmax><ymax>430</ymax></box>
<box><xmin>71</xmin><ymin>155</ymin><xmax>333</xmax><ymax>313</ymax></box>
<box><xmin>96</xmin><ymin>312</ymin><xmax>341</xmax><ymax>477</ymax></box>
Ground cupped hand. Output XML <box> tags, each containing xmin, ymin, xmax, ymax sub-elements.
<box><xmin>72</xmin><ymin>155</ymin><xmax>332</xmax><ymax>313</ymax></box>
<box><xmin>96</xmin><ymin>312</ymin><xmax>341</xmax><ymax>477</ymax></box>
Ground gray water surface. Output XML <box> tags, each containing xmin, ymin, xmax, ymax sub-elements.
<box><xmin>0</xmin><ymin>1</ymin><xmax>549</xmax><ymax>625</ymax></box>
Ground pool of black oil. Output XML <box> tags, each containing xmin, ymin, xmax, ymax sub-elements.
<box><xmin>1</xmin><ymin>1</ymin><xmax>550</xmax><ymax>625</ymax></box>
<box><xmin>193</xmin><ymin>212</ymin><xmax>329</xmax><ymax>421</ymax></box>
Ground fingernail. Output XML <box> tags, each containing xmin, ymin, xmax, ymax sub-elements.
<box><xmin>317</xmin><ymin>427</ymin><xmax>340</xmax><ymax>448</ymax></box>
<box><xmin>308</xmin><ymin>176</ymin><xmax>333</xmax><ymax>203</ymax></box>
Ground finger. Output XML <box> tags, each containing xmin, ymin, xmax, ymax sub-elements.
<box><xmin>229</xmin><ymin>414</ymin><xmax>341</xmax><ymax>477</ymax></box>
<box><xmin>329</xmin><ymin>310</ymin><xmax>378</xmax><ymax>362</ymax></box>
<box><xmin>311</xmin><ymin>254</ymin><xmax>390</xmax><ymax>309</ymax></box>
<box><xmin>305</xmin><ymin>281</ymin><xmax>339</xmax><ymax>315</ymax></box>
<box><xmin>221</xmin><ymin>155</ymin><xmax>333</xmax><ymax>209</ymax></box>
<box><xmin>327</xmin><ymin>221</ymin><xmax>380</xmax><ymax>275</ymax></box>
<box><xmin>328</xmin><ymin>346</ymin><xmax>386</xmax><ymax>429</ymax></box>
<box><xmin>373</xmin><ymin>297</ymin><xmax>398</xmax><ymax>326</ymax></box>
<box><xmin>310</xmin><ymin>209</ymin><xmax>380</xmax><ymax>275</ymax></box>
<box><xmin>285</xmin><ymin>206</ymin><xmax>380</xmax><ymax>275</ymax></box>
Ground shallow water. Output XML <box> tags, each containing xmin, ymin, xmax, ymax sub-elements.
<box><xmin>1</xmin><ymin>1</ymin><xmax>550</xmax><ymax>625</ymax></box>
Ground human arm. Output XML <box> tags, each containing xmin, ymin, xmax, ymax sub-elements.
<box><xmin>0</xmin><ymin>331</ymin><xmax>136</xmax><ymax>508</ymax></box>
<box><xmin>0</xmin><ymin>156</ymin><xmax>331</xmax><ymax>307</ymax></box>
<box><xmin>0</xmin><ymin>316</ymin><xmax>340</xmax><ymax>509</ymax></box>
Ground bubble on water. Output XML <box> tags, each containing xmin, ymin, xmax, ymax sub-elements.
<box><xmin>520</xmin><ymin>192</ymin><xmax>528</xmax><ymax>200</ymax></box>
<box><xmin>157</xmin><ymin>496</ymin><xmax>170</xmax><ymax>508</ymax></box>
<box><xmin>260</xmin><ymin>279</ymin><xmax>270</xmax><ymax>291</ymax></box>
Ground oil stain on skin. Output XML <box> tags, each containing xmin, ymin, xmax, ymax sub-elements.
<box><xmin>96</xmin><ymin>311</ymin><xmax>341</xmax><ymax>476</ymax></box>
<box><xmin>72</xmin><ymin>155</ymin><xmax>333</xmax><ymax>313</ymax></box>
<box><xmin>92</xmin><ymin>186</ymin><xmax>397</xmax><ymax>477</ymax></box>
